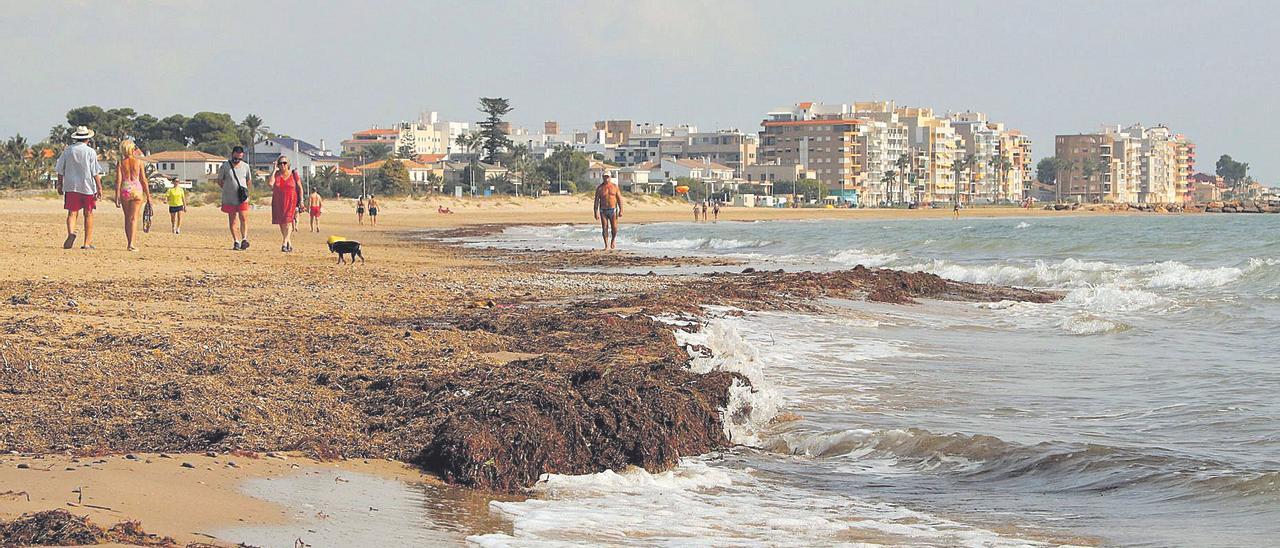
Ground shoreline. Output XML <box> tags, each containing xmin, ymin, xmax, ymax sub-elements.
<box><xmin>3</xmin><ymin>197</ymin><xmax>1063</xmax><ymax>544</ymax></box>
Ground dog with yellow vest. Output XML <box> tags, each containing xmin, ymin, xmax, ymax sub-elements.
<box><xmin>327</xmin><ymin>236</ymin><xmax>364</xmax><ymax>264</ymax></box>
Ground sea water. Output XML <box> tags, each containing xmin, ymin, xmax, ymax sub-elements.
<box><xmin>463</xmin><ymin>214</ymin><xmax>1279</xmax><ymax>547</ymax></box>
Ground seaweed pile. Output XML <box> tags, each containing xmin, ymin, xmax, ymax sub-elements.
<box><xmin>0</xmin><ymin>237</ymin><xmax>1058</xmax><ymax>494</ymax></box>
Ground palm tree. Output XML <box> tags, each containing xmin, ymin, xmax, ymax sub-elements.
<box><xmin>509</xmin><ymin>143</ymin><xmax>532</xmax><ymax>197</ymax></box>
<box><xmin>1053</xmin><ymin>158</ymin><xmax>1076</xmax><ymax>203</ymax></box>
<box><xmin>241</xmin><ymin>114</ymin><xmax>268</xmax><ymax>161</ymax></box>
<box><xmin>454</xmin><ymin>132</ymin><xmax>484</xmax><ymax>195</ymax></box>
<box><xmin>882</xmin><ymin>170</ymin><xmax>898</xmax><ymax>207</ymax></box>
<box><xmin>894</xmin><ymin>152</ymin><xmax>911</xmax><ymax>205</ymax></box>
<box><xmin>952</xmin><ymin>155</ymin><xmax>976</xmax><ymax>205</ymax></box>
<box><xmin>362</xmin><ymin>143</ymin><xmax>392</xmax><ymax>162</ymax></box>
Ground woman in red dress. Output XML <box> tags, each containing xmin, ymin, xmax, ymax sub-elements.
<box><xmin>270</xmin><ymin>155</ymin><xmax>300</xmax><ymax>252</ymax></box>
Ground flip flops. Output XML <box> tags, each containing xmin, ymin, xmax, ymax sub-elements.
<box><xmin>63</xmin><ymin>234</ymin><xmax>76</xmax><ymax>249</ymax></box>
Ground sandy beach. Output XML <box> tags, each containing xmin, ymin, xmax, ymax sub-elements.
<box><xmin>0</xmin><ymin>194</ymin><xmax>1097</xmax><ymax>545</ymax></box>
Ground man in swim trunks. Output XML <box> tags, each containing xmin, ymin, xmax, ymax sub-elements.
<box><xmin>308</xmin><ymin>189</ymin><xmax>323</xmax><ymax>232</ymax></box>
<box><xmin>367</xmin><ymin>195</ymin><xmax>380</xmax><ymax>226</ymax></box>
<box><xmin>593</xmin><ymin>174</ymin><xmax>623</xmax><ymax>250</ymax></box>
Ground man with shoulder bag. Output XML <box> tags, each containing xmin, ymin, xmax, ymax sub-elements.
<box><xmin>217</xmin><ymin>146</ymin><xmax>253</xmax><ymax>250</ymax></box>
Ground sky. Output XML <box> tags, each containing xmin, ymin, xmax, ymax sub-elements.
<box><xmin>1</xmin><ymin>0</ymin><xmax>1276</xmax><ymax>181</ymax></box>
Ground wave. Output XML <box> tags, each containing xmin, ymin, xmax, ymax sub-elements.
<box><xmin>910</xmin><ymin>257</ymin><xmax>1262</xmax><ymax>294</ymax></box>
<box><xmin>469</xmin><ymin>458</ymin><xmax>1053</xmax><ymax>547</ymax></box>
<box><xmin>776</xmin><ymin>427</ymin><xmax>1279</xmax><ymax>503</ymax></box>
<box><xmin>674</xmin><ymin>316</ymin><xmax>781</xmax><ymax>446</ymax></box>
<box><xmin>828</xmin><ymin>248</ymin><xmax>900</xmax><ymax>268</ymax></box>
<box><xmin>631</xmin><ymin>237</ymin><xmax>774</xmax><ymax>251</ymax></box>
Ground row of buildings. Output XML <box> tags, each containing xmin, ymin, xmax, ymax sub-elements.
<box><xmin>326</xmin><ymin>103</ymin><xmax>1035</xmax><ymax>205</ymax></box>
<box><xmin>1054</xmin><ymin>124</ymin><xmax>1195</xmax><ymax>204</ymax></box>
<box><xmin>757</xmin><ymin>101</ymin><xmax>1033</xmax><ymax>205</ymax></box>
<box><xmin>142</xmin><ymin>105</ymin><xmax>1217</xmax><ymax>206</ymax></box>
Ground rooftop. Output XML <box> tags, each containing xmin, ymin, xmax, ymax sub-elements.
<box><xmin>144</xmin><ymin>150</ymin><xmax>225</xmax><ymax>162</ymax></box>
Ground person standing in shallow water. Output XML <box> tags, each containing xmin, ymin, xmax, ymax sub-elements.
<box><xmin>593</xmin><ymin>174</ymin><xmax>623</xmax><ymax>249</ymax></box>
<box><xmin>54</xmin><ymin>126</ymin><xmax>103</xmax><ymax>250</ymax></box>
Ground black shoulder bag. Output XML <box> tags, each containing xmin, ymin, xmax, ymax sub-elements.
<box><xmin>229</xmin><ymin>161</ymin><xmax>249</xmax><ymax>204</ymax></box>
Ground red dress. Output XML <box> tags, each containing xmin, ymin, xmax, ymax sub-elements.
<box><xmin>271</xmin><ymin>171</ymin><xmax>299</xmax><ymax>225</ymax></box>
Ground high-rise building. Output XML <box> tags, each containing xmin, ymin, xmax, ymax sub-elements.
<box><xmin>1055</xmin><ymin>124</ymin><xmax>1193</xmax><ymax>204</ymax></box>
<box><xmin>758</xmin><ymin>102</ymin><xmax>865</xmax><ymax>195</ymax></box>
<box><xmin>544</xmin><ymin>121</ymin><xmax>560</xmax><ymax>135</ymax></box>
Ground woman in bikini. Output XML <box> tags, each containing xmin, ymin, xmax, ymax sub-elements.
<box><xmin>270</xmin><ymin>155</ymin><xmax>300</xmax><ymax>252</ymax></box>
<box><xmin>356</xmin><ymin>196</ymin><xmax>366</xmax><ymax>225</ymax></box>
<box><xmin>115</xmin><ymin>140</ymin><xmax>151</xmax><ymax>251</ymax></box>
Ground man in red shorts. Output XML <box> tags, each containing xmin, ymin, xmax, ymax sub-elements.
<box><xmin>54</xmin><ymin>126</ymin><xmax>104</xmax><ymax>249</ymax></box>
<box><xmin>217</xmin><ymin>146</ymin><xmax>253</xmax><ymax>250</ymax></box>
<box><xmin>308</xmin><ymin>189</ymin><xmax>323</xmax><ymax>233</ymax></box>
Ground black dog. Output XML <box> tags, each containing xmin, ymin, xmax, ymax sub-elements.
<box><xmin>328</xmin><ymin>240</ymin><xmax>365</xmax><ymax>264</ymax></box>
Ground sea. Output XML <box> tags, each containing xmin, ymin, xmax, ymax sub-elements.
<box><xmin>228</xmin><ymin>214</ymin><xmax>1280</xmax><ymax>547</ymax></box>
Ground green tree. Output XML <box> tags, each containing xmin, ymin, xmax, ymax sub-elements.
<box><xmin>376</xmin><ymin>158</ymin><xmax>411</xmax><ymax>195</ymax></box>
<box><xmin>673</xmin><ymin>177</ymin><xmax>708</xmax><ymax>202</ymax></box>
<box><xmin>476</xmin><ymin>97</ymin><xmax>513</xmax><ymax>164</ymax></box>
<box><xmin>240</xmin><ymin>114</ymin><xmax>268</xmax><ymax>162</ymax></box>
<box><xmin>537</xmin><ymin>144</ymin><xmax>588</xmax><ymax>193</ymax></box>
<box><xmin>362</xmin><ymin>143</ymin><xmax>393</xmax><ymax>162</ymax></box>
<box><xmin>1036</xmin><ymin>157</ymin><xmax>1058</xmax><ymax>186</ymax></box>
<box><xmin>396</xmin><ymin>141</ymin><xmax>416</xmax><ymax>159</ymax></box>
<box><xmin>1215</xmin><ymin>154</ymin><xmax>1249</xmax><ymax>193</ymax></box>
<box><xmin>184</xmin><ymin>112</ymin><xmax>241</xmax><ymax>155</ymax></box>
<box><xmin>883</xmin><ymin>170</ymin><xmax>898</xmax><ymax>206</ymax></box>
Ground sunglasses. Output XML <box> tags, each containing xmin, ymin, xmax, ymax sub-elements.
<box><xmin>278</xmin><ymin>161</ymin><xmax>289</xmax><ymax>165</ymax></box>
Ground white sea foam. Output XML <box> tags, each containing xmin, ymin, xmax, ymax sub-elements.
<box><xmin>468</xmin><ymin>459</ymin><xmax>1053</xmax><ymax>548</ymax></box>
<box><xmin>912</xmin><ymin>257</ymin><xmax>1247</xmax><ymax>293</ymax></box>
<box><xmin>675</xmin><ymin>317</ymin><xmax>781</xmax><ymax>446</ymax></box>
<box><xmin>1016</xmin><ymin>221</ymin><xmax>1032</xmax><ymax>229</ymax></box>
<box><xmin>829</xmin><ymin>248</ymin><xmax>900</xmax><ymax>268</ymax></box>
<box><xmin>631</xmin><ymin>237</ymin><xmax>772</xmax><ymax>251</ymax></box>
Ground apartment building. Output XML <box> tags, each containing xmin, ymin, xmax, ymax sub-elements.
<box><xmin>342</xmin><ymin>112</ymin><xmax>472</xmax><ymax>160</ymax></box>
<box><xmin>1055</xmin><ymin>124</ymin><xmax>1193</xmax><ymax>204</ymax></box>
<box><xmin>897</xmin><ymin>107</ymin><xmax>959</xmax><ymax>203</ymax></box>
<box><xmin>664</xmin><ymin>130</ymin><xmax>758</xmax><ymax>174</ymax></box>
<box><xmin>758</xmin><ymin>102</ymin><xmax>866</xmax><ymax>192</ymax></box>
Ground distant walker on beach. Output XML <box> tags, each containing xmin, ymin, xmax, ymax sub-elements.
<box><xmin>593</xmin><ymin>174</ymin><xmax>623</xmax><ymax>250</ymax></box>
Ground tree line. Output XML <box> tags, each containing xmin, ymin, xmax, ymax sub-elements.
<box><xmin>0</xmin><ymin>105</ymin><xmax>274</xmax><ymax>190</ymax></box>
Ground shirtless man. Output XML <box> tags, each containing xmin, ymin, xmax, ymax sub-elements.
<box><xmin>308</xmin><ymin>190</ymin><xmax>323</xmax><ymax>232</ymax></box>
<box><xmin>593</xmin><ymin>174</ymin><xmax>623</xmax><ymax>250</ymax></box>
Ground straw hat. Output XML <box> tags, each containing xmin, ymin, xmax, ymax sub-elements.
<box><xmin>70</xmin><ymin>126</ymin><xmax>95</xmax><ymax>140</ymax></box>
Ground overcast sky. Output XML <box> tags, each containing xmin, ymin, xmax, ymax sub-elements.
<box><xmin>2</xmin><ymin>0</ymin><xmax>1276</xmax><ymax>180</ymax></box>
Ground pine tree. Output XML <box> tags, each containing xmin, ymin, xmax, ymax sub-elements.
<box><xmin>477</xmin><ymin>97</ymin><xmax>513</xmax><ymax>165</ymax></box>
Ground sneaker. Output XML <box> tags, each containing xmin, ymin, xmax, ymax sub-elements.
<box><xmin>240</xmin><ymin>239</ymin><xmax>250</xmax><ymax>250</ymax></box>
<box><xmin>175</xmin><ymin>229</ymin><xmax>180</xmax><ymax>235</ymax></box>
<box><xmin>232</xmin><ymin>241</ymin><xmax>241</xmax><ymax>251</ymax></box>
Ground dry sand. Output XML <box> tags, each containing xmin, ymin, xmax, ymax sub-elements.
<box><xmin>0</xmin><ymin>194</ymin><xmax>1108</xmax><ymax>545</ymax></box>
